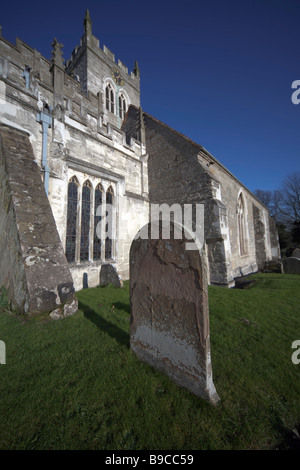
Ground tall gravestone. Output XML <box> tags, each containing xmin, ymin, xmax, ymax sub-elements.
<box><xmin>292</xmin><ymin>248</ymin><xmax>300</xmax><ymax>259</ymax></box>
<box><xmin>0</xmin><ymin>125</ymin><xmax>78</xmax><ymax>316</ymax></box>
<box><xmin>129</xmin><ymin>221</ymin><xmax>220</xmax><ymax>404</ymax></box>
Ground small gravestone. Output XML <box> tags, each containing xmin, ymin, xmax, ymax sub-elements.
<box><xmin>130</xmin><ymin>222</ymin><xmax>220</xmax><ymax>404</ymax></box>
<box><xmin>262</xmin><ymin>260</ymin><xmax>282</xmax><ymax>273</ymax></box>
<box><xmin>282</xmin><ymin>257</ymin><xmax>300</xmax><ymax>275</ymax></box>
<box><xmin>100</xmin><ymin>264</ymin><xmax>123</xmax><ymax>288</ymax></box>
<box><xmin>292</xmin><ymin>248</ymin><xmax>300</xmax><ymax>259</ymax></box>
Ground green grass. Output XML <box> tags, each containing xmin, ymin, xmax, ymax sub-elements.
<box><xmin>0</xmin><ymin>273</ymin><xmax>299</xmax><ymax>450</ymax></box>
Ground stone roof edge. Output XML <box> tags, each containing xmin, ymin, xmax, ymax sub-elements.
<box><xmin>126</xmin><ymin>105</ymin><xmax>269</xmax><ymax>212</ymax></box>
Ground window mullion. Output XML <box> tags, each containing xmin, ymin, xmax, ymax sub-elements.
<box><xmin>101</xmin><ymin>197</ymin><xmax>106</xmax><ymax>261</ymax></box>
<box><xmin>75</xmin><ymin>185</ymin><xmax>82</xmax><ymax>263</ymax></box>
<box><xmin>90</xmin><ymin>187</ymin><xmax>95</xmax><ymax>261</ymax></box>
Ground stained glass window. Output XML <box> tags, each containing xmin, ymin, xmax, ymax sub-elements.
<box><xmin>94</xmin><ymin>184</ymin><xmax>103</xmax><ymax>260</ymax></box>
<box><xmin>80</xmin><ymin>180</ymin><xmax>92</xmax><ymax>262</ymax></box>
<box><xmin>105</xmin><ymin>186</ymin><xmax>114</xmax><ymax>260</ymax></box>
<box><xmin>66</xmin><ymin>178</ymin><xmax>116</xmax><ymax>264</ymax></box>
<box><xmin>66</xmin><ymin>176</ymin><xmax>78</xmax><ymax>262</ymax></box>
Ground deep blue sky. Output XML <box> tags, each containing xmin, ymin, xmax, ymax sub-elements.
<box><xmin>1</xmin><ymin>0</ymin><xmax>300</xmax><ymax>192</ymax></box>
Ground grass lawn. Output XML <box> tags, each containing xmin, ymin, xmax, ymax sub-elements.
<box><xmin>0</xmin><ymin>273</ymin><xmax>299</xmax><ymax>450</ymax></box>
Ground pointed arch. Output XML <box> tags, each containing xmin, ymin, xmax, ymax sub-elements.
<box><xmin>118</xmin><ymin>92</ymin><xmax>127</xmax><ymax>120</ymax></box>
<box><xmin>66</xmin><ymin>176</ymin><xmax>79</xmax><ymax>262</ymax></box>
<box><xmin>237</xmin><ymin>192</ymin><xmax>248</xmax><ymax>255</ymax></box>
<box><xmin>105</xmin><ymin>82</ymin><xmax>115</xmax><ymax>114</ymax></box>
<box><xmin>105</xmin><ymin>186</ymin><xmax>114</xmax><ymax>260</ymax></box>
<box><xmin>80</xmin><ymin>180</ymin><xmax>92</xmax><ymax>261</ymax></box>
<box><xmin>94</xmin><ymin>183</ymin><xmax>104</xmax><ymax>260</ymax></box>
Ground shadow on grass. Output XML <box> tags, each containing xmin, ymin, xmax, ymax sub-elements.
<box><xmin>112</xmin><ymin>302</ymin><xmax>130</xmax><ymax>314</ymax></box>
<box><xmin>79</xmin><ymin>300</ymin><xmax>130</xmax><ymax>348</ymax></box>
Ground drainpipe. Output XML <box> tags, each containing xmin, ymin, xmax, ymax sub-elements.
<box><xmin>116</xmin><ymin>84</ymin><xmax>121</xmax><ymax>129</ymax></box>
<box><xmin>36</xmin><ymin>107</ymin><xmax>52</xmax><ymax>196</ymax></box>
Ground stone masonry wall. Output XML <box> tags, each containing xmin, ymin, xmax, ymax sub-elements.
<box><xmin>123</xmin><ymin>106</ymin><xmax>279</xmax><ymax>285</ymax></box>
<box><xmin>128</xmin><ymin>110</ymin><xmax>236</xmax><ymax>285</ymax></box>
<box><xmin>201</xmin><ymin>153</ymin><xmax>274</xmax><ymax>278</ymax></box>
<box><xmin>65</xmin><ymin>20</ymin><xmax>140</xmax><ymax>129</ymax></box>
<box><xmin>144</xmin><ymin>115</ymin><xmax>211</xmax><ymax>207</ymax></box>
<box><xmin>252</xmin><ymin>203</ymin><xmax>267</xmax><ymax>271</ymax></box>
<box><xmin>0</xmin><ymin>29</ymin><xmax>149</xmax><ymax>289</ymax></box>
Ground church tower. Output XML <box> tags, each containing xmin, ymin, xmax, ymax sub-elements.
<box><xmin>66</xmin><ymin>10</ymin><xmax>141</xmax><ymax>129</ymax></box>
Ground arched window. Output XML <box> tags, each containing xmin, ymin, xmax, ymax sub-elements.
<box><xmin>105</xmin><ymin>83</ymin><xmax>115</xmax><ymax>113</ymax></box>
<box><xmin>105</xmin><ymin>186</ymin><xmax>114</xmax><ymax>260</ymax></box>
<box><xmin>237</xmin><ymin>193</ymin><xmax>247</xmax><ymax>255</ymax></box>
<box><xmin>66</xmin><ymin>177</ymin><xmax>117</xmax><ymax>264</ymax></box>
<box><xmin>80</xmin><ymin>180</ymin><xmax>92</xmax><ymax>261</ymax></box>
<box><xmin>119</xmin><ymin>93</ymin><xmax>127</xmax><ymax>120</ymax></box>
<box><xmin>94</xmin><ymin>183</ymin><xmax>103</xmax><ymax>260</ymax></box>
<box><xmin>66</xmin><ymin>176</ymin><xmax>79</xmax><ymax>262</ymax></box>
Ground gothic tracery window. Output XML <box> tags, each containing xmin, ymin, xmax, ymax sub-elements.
<box><xmin>80</xmin><ymin>180</ymin><xmax>92</xmax><ymax>262</ymax></box>
<box><xmin>119</xmin><ymin>93</ymin><xmax>127</xmax><ymax>120</ymax></box>
<box><xmin>66</xmin><ymin>177</ymin><xmax>116</xmax><ymax>264</ymax></box>
<box><xmin>66</xmin><ymin>176</ymin><xmax>79</xmax><ymax>262</ymax></box>
<box><xmin>237</xmin><ymin>193</ymin><xmax>247</xmax><ymax>255</ymax></box>
<box><xmin>94</xmin><ymin>183</ymin><xmax>103</xmax><ymax>260</ymax></box>
<box><xmin>105</xmin><ymin>186</ymin><xmax>114</xmax><ymax>260</ymax></box>
<box><xmin>106</xmin><ymin>83</ymin><xmax>115</xmax><ymax>113</ymax></box>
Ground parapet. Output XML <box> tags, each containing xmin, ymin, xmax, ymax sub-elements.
<box><xmin>0</xmin><ymin>32</ymin><xmax>144</xmax><ymax>160</ymax></box>
<box><xmin>66</xmin><ymin>30</ymin><xmax>140</xmax><ymax>84</ymax></box>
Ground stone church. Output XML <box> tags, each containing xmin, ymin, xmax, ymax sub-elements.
<box><xmin>0</xmin><ymin>11</ymin><xmax>280</xmax><ymax>315</ymax></box>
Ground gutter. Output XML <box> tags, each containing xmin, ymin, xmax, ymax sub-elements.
<box><xmin>36</xmin><ymin>107</ymin><xmax>52</xmax><ymax>196</ymax></box>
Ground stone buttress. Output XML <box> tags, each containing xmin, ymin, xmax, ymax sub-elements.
<box><xmin>0</xmin><ymin>124</ymin><xmax>77</xmax><ymax>315</ymax></box>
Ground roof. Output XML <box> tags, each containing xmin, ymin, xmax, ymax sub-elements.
<box><xmin>122</xmin><ymin>105</ymin><xmax>269</xmax><ymax>211</ymax></box>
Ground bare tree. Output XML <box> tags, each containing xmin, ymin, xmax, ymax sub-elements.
<box><xmin>253</xmin><ymin>189</ymin><xmax>272</xmax><ymax>211</ymax></box>
<box><xmin>253</xmin><ymin>189</ymin><xmax>284</xmax><ymax>223</ymax></box>
<box><xmin>254</xmin><ymin>172</ymin><xmax>300</xmax><ymax>249</ymax></box>
<box><xmin>281</xmin><ymin>172</ymin><xmax>300</xmax><ymax>224</ymax></box>
<box><xmin>272</xmin><ymin>190</ymin><xmax>284</xmax><ymax>223</ymax></box>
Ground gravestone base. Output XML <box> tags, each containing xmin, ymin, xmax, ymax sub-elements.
<box><xmin>131</xmin><ymin>331</ymin><xmax>219</xmax><ymax>404</ymax></box>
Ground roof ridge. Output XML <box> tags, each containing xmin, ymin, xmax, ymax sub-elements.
<box><xmin>128</xmin><ymin>104</ymin><xmax>203</xmax><ymax>149</ymax></box>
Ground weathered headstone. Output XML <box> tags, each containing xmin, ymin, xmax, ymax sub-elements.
<box><xmin>0</xmin><ymin>124</ymin><xmax>78</xmax><ymax>316</ymax></box>
<box><xmin>292</xmin><ymin>248</ymin><xmax>300</xmax><ymax>259</ymax></box>
<box><xmin>129</xmin><ymin>222</ymin><xmax>220</xmax><ymax>404</ymax></box>
<box><xmin>282</xmin><ymin>257</ymin><xmax>300</xmax><ymax>275</ymax></box>
<box><xmin>262</xmin><ymin>260</ymin><xmax>282</xmax><ymax>273</ymax></box>
<box><xmin>100</xmin><ymin>264</ymin><xmax>123</xmax><ymax>288</ymax></box>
